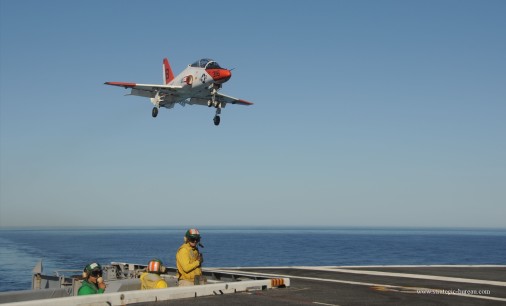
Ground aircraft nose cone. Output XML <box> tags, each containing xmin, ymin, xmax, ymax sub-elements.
<box><xmin>207</xmin><ymin>69</ymin><xmax>232</xmax><ymax>83</ymax></box>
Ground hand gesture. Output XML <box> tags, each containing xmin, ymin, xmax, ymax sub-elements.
<box><xmin>198</xmin><ymin>253</ymin><xmax>204</xmax><ymax>265</ymax></box>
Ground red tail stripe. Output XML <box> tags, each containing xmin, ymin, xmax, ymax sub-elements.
<box><xmin>164</xmin><ymin>58</ymin><xmax>175</xmax><ymax>84</ymax></box>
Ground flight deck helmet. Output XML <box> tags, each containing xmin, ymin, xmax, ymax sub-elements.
<box><xmin>83</xmin><ymin>262</ymin><xmax>103</xmax><ymax>278</ymax></box>
<box><xmin>185</xmin><ymin>228</ymin><xmax>201</xmax><ymax>243</ymax></box>
<box><xmin>147</xmin><ymin>258</ymin><xmax>166</xmax><ymax>274</ymax></box>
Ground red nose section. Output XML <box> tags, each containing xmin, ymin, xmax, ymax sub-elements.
<box><xmin>206</xmin><ymin>69</ymin><xmax>232</xmax><ymax>84</ymax></box>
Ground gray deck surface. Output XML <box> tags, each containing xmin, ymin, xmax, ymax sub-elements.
<box><xmin>130</xmin><ymin>266</ymin><xmax>506</xmax><ymax>306</ymax></box>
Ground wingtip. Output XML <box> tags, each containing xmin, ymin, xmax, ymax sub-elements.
<box><xmin>239</xmin><ymin>99</ymin><xmax>254</xmax><ymax>105</ymax></box>
<box><xmin>104</xmin><ymin>82</ymin><xmax>137</xmax><ymax>88</ymax></box>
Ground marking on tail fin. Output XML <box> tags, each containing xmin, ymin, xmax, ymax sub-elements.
<box><xmin>163</xmin><ymin>58</ymin><xmax>175</xmax><ymax>84</ymax></box>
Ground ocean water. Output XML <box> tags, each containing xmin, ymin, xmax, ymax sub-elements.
<box><xmin>0</xmin><ymin>227</ymin><xmax>505</xmax><ymax>292</ymax></box>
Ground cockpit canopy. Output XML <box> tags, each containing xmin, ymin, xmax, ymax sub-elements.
<box><xmin>190</xmin><ymin>58</ymin><xmax>222</xmax><ymax>69</ymax></box>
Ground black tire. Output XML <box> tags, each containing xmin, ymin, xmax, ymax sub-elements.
<box><xmin>152</xmin><ymin>107</ymin><xmax>158</xmax><ymax>118</ymax></box>
<box><xmin>213</xmin><ymin>115</ymin><xmax>220</xmax><ymax>126</ymax></box>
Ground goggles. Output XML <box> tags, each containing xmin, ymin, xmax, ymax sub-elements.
<box><xmin>90</xmin><ymin>269</ymin><xmax>103</xmax><ymax>277</ymax></box>
<box><xmin>188</xmin><ymin>237</ymin><xmax>200</xmax><ymax>243</ymax></box>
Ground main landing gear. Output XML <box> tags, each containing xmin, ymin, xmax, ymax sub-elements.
<box><xmin>213</xmin><ymin>108</ymin><xmax>221</xmax><ymax>126</ymax></box>
<box><xmin>209</xmin><ymin>85</ymin><xmax>223</xmax><ymax>126</ymax></box>
<box><xmin>151</xmin><ymin>91</ymin><xmax>163</xmax><ymax>118</ymax></box>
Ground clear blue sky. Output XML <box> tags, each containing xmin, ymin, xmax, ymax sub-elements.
<box><xmin>1</xmin><ymin>0</ymin><xmax>505</xmax><ymax>228</ymax></box>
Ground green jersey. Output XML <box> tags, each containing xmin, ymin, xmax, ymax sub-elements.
<box><xmin>77</xmin><ymin>279</ymin><xmax>105</xmax><ymax>295</ymax></box>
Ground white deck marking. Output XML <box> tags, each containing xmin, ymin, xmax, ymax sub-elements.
<box><xmin>210</xmin><ymin>265</ymin><xmax>506</xmax><ymax>269</ymax></box>
<box><xmin>295</xmin><ymin>267</ymin><xmax>506</xmax><ymax>287</ymax></box>
<box><xmin>208</xmin><ymin>268</ymin><xmax>506</xmax><ymax>303</ymax></box>
<box><xmin>313</xmin><ymin>302</ymin><xmax>341</xmax><ymax>306</ymax></box>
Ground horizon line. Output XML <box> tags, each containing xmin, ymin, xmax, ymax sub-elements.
<box><xmin>1</xmin><ymin>225</ymin><xmax>505</xmax><ymax>231</ymax></box>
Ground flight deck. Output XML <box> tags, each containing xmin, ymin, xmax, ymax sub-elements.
<box><xmin>1</xmin><ymin>265</ymin><xmax>505</xmax><ymax>305</ymax></box>
<box><xmin>137</xmin><ymin>266</ymin><xmax>506</xmax><ymax>306</ymax></box>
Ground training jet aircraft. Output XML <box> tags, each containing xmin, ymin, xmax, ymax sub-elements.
<box><xmin>105</xmin><ymin>57</ymin><xmax>253</xmax><ymax>126</ymax></box>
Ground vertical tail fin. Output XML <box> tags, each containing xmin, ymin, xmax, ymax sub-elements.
<box><xmin>163</xmin><ymin>58</ymin><xmax>174</xmax><ymax>84</ymax></box>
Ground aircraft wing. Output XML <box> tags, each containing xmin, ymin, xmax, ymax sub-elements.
<box><xmin>104</xmin><ymin>82</ymin><xmax>183</xmax><ymax>98</ymax></box>
<box><xmin>189</xmin><ymin>92</ymin><xmax>253</xmax><ymax>106</ymax></box>
<box><xmin>215</xmin><ymin>92</ymin><xmax>254</xmax><ymax>106</ymax></box>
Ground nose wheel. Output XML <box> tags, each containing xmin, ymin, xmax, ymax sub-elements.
<box><xmin>152</xmin><ymin>107</ymin><xmax>158</xmax><ymax>118</ymax></box>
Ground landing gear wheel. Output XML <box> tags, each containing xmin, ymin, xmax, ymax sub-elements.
<box><xmin>213</xmin><ymin>115</ymin><xmax>221</xmax><ymax>126</ymax></box>
<box><xmin>152</xmin><ymin>107</ymin><xmax>158</xmax><ymax>118</ymax></box>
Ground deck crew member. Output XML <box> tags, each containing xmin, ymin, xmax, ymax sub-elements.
<box><xmin>140</xmin><ymin>258</ymin><xmax>168</xmax><ymax>289</ymax></box>
<box><xmin>176</xmin><ymin>228</ymin><xmax>204</xmax><ymax>286</ymax></box>
<box><xmin>78</xmin><ymin>263</ymin><xmax>106</xmax><ymax>295</ymax></box>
